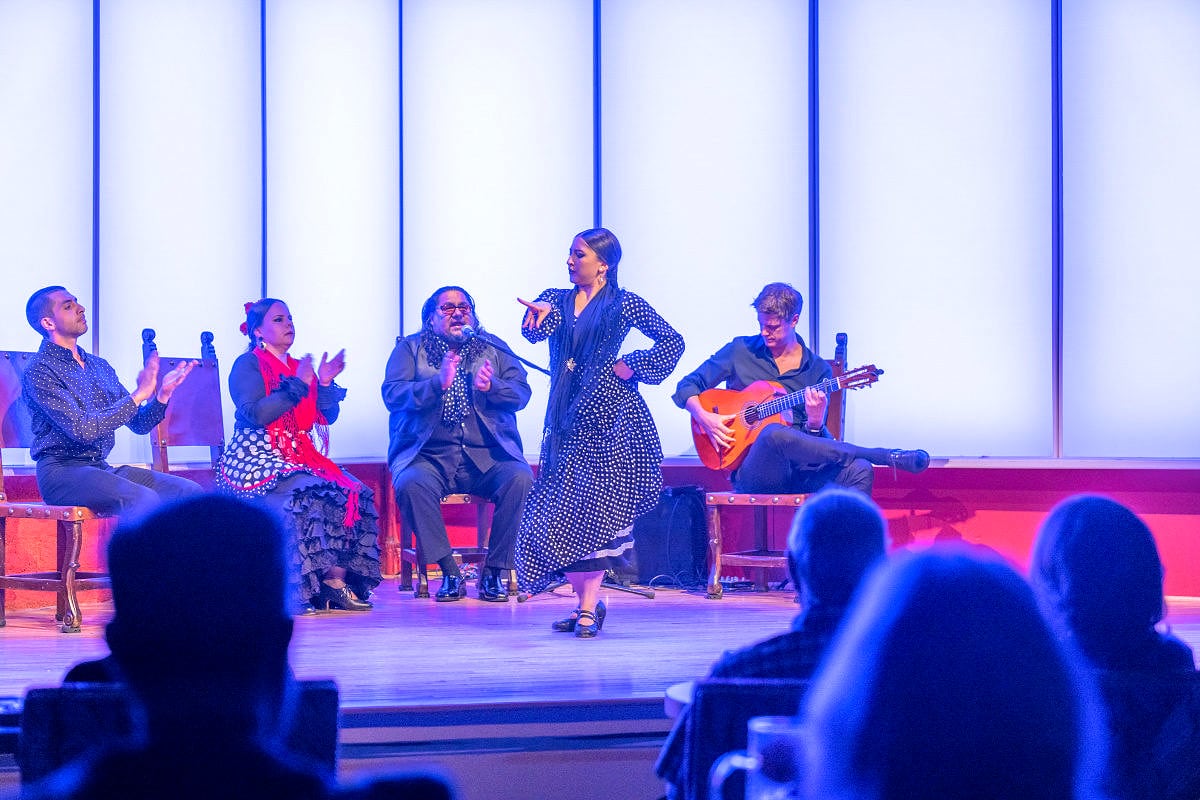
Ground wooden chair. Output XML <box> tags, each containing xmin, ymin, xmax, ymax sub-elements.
<box><xmin>0</xmin><ymin>350</ymin><xmax>112</xmax><ymax>633</ymax></box>
<box><xmin>704</xmin><ymin>333</ymin><xmax>850</xmax><ymax>599</ymax></box>
<box><xmin>1</xmin><ymin>332</ymin><xmax>224</xmax><ymax>632</ymax></box>
<box><xmin>396</xmin><ymin>494</ymin><xmax>520</xmax><ymax>599</ymax></box>
<box><xmin>656</xmin><ymin>678</ymin><xmax>810</xmax><ymax>800</ymax></box>
<box><xmin>141</xmin><ymin>329</ymin><xmax>224</xmax><ymax>471</ymax></box>
<box><xmin>17</xmin><ymin>679</ymin><xmax>340</xmax><ymax>784</ymax></box>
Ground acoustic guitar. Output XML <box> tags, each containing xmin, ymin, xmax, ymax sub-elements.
<box><xmin>691</xmin><ymin>365</ymin><xmax>884</xmax><ymax>470</ymax></box>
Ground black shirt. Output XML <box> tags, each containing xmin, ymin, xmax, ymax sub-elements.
<box><xmin>672</xmin><ymin>333</ymin><xmax>832</xmax><ymax>429</ymax></box>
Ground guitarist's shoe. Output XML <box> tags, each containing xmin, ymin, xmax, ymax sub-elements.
<box><xmin>888</xmin><ymin>449</ymin><xmax>930</xmax><ymax>474</ymax></box>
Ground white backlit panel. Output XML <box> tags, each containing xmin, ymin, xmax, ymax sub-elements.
<box><xmin>819</xmin><ymin>0</ymin><xmax>1051</xmax><ymax>456</ymax></box>
<box><xmin>98</xmin><ymin>0</ymin><xmax>261</xmax><ymax>465</ymax></box>
<box><xmin>402</xmin><ymin>0</ymin><xmax>593</xmax><ymax>459</ymax></box>
<box><xmin>1062</xmin><ymin>0</ymin><xmax>1200</xmax><ymax>458</ymax></box>
<box><xmin>602</xmin><ymin>0</ymin><xmax>809</xmax><ymax>458</ymax></box>
<box><xmin>266</xmin><ymin>0</ymin><xmax>399</xmax><ymax>460</ymax></box>
<box><xmin>0</xmin><ymin>1</ymin><xmax>92</xmax><ymax>352</ymax></box>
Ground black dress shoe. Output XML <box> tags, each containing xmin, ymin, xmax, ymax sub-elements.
<box><xmin>888</xmin><ymin>449</ymin><xmax>930</xmax><ymax>473</ymax></box>
<box><xmin>478</xmin><ymin>572</ymin><xmax>509</xmax><ymax>603</ymax></box>
<box><xmin>319</xmin><ymin>583</ymin><xmax>372</xmax><ymax>611</ymax></box>
<box><xmin>435</xmin><ymin>574</ymin><xmax>466</xmax><ymax>602</ymax></box>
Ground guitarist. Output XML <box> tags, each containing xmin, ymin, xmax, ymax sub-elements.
<box><xmin>672</xmin><ymin>282</ymin><xmax>928</xmax><ymax>495</ymax></box>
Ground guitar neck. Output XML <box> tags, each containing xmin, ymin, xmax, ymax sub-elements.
<box><xmin>756</xmin><ymin>375</ymin><xmax>844</xmax><ymax>420</ymax></box>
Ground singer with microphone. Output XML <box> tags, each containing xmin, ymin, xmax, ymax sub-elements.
<box><xmin>383</xmin><ymin>286</ymin><xmax>534</xmax><ymax>602</ymax></box>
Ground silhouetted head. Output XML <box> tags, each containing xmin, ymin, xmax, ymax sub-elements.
<box><xmin>105</xmin><ymin>495</ymin><xmax>294</xmax><ymax>707</ymax></box>
<box><xmin>803</xmin><ymin>544</ymin><xmax>1102</xmax><ymax>800</ymax></box>
<box><xmin>1030</xmin><ymin>494</ymin><xmax>1168</xmax><ymax>666</ymax></box>
<box><xmin>787</xmin><ymin>487</ymin><xmax>886</xmax><ymax>609</ymax></box>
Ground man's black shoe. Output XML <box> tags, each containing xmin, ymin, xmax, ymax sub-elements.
<box><xmin>478</xmin><ymin>572</ymin><xmax>510</xmax><ymax>603</ymax></box>
<box><xmin>435</xmin><ymin>574</ymin><xmax>466</xmax><ymax>602</ymax></box>
<box><xmin>888</xmin><ymin>449</ymin><xmax>930</xmax><ymax>474</ymax></box>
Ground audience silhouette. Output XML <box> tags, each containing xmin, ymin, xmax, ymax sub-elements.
<box><xmin>23</xmin><ymin>494</ymin><xmax>453</xmax><ymax>800</ymax></box>
<box><xmin>656</xmin><ymin>487</ymin><xmax>887</xmax><ymax>800</ymax></box>
<box><xmin>1031</xmin><ymin>494</ymin><xmax>1194</xmax><ymax>672</ymax></box>
<box><xmin>1031</xmin><ymin>494</ymin><xmax>1199</xmax><ymax>800</ymax></box>
<box><xmin>802</xmin><ymin>544</ymin><xmax>1105</xmax><ymax>800</ymax></box>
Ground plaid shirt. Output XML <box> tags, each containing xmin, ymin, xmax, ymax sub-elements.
<box><xmin>656</xmin><ymin>602</ymin><xmax>849</xmax><ymax>796</ymax></box>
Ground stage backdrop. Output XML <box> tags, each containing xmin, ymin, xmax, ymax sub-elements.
<box><xmin>1</xmin><ymin>0</ymin><xmax>1197</xmax><ymax>466</ymax></box>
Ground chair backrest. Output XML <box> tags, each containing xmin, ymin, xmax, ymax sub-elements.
<box><xmin>0</xmin><ymin>350</ymin><xmax>40</xmax><ymax>494</ymax></box>
<box><xmin>0</xmin><ymin>350</ymin><xmax>36</xmax><ymax>451</ymax></box>
<box><xmin>682</xmin><ymin>678</ymin><xmax>810</xmax><ymax>800</ymax></box>
<box><xmin>17</xmin><ymin>679</ymin><xmax>340</xmax><ymax>784</ymax></box>
<box><xmin>825</xmin><ymin>332</ymin><xmax>849</xmax><ymax>442</ymax></box>
<box><xmin>142</xmin><ymin>329</ymin><xmax>225</xmax><ymax>471</ymax></box>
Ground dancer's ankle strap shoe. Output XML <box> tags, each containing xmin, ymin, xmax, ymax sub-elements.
<box><xmin>574</xmin><ymin>601</ymin><xmax>606</xmax><ymax>639</ymax></box>
<box><xmin>888</xmin><ymin>449</ymin><xmax>930</xmax><ymax>474</ymax></box>
<box><xmin>319</xmin><ymin>583</ymin><xmax>372</xmax><ymax>611</ymax></box>
<box><xmin>552</xmin><ymin>608</ymin><xmax>582</xmax><ymax>632</ymax></box>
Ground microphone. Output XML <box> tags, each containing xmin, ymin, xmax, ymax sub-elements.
<box><xmin>457</xmin><ymin>324</ymin><xmax>551</xmax><ymax>377</ymax></box>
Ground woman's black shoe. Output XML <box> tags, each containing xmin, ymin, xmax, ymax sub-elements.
<box><xmin>346</xmin><ymin>575</ymin><xmax>373</xmax><ymax>603</ymax></box>
<box><xmin>552</xmin><ymin>608</ymin><xmax>582</xmax><ymax>632</ymax></box>
<box><xmin>574</xmin><ymin>601</ymin><xmax>606</xmax><ymax>639</ymax></box>
<box><xmin>297</xmin><ymin>601</ymin><xmax>323</xmax><ymax>616</ymax></box>
<box><xmin>320</xmin><ymin>582</ymin><xmax>372</xmax><ymax>611</ymax></box>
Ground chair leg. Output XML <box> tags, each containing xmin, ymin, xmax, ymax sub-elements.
<box><xmin>397</xmin><ymin>520</ymin><xmax>413</xmax><ymax>591</ymax></box>
<box><xmin>707</xmin><ymin>505</ymin><xmax>724</xmax><ymax>599</ymax></box>
<box><xmin>754</xmin><ymin>507</ymin><xmax>770</xmax><ymax>592</ymax></box>
<box><xmin>55</xmin><ymin>523</ymin><xmax>69</xmax><ymax>621</ymax></box>
<box><xmin>57</xmin><ymin>519</ymin><xmax>83</xmax><ymax>633</ymax></box>
<box><xmin>413</xmin><ymin>536</ymin><xmax>433</xmax><ymax>598</ymax></box>
<box><xmin>0</xmin><ymin>518</ymin><xmax>8</xmax><ymax>627</ymax></box>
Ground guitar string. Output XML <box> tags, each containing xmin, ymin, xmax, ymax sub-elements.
<box><xmin>751</xmin><ymin>370</ymin><xmax>877</xmax><ymax>420</ymax></box>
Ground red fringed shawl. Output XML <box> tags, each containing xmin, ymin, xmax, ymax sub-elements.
<box><xmin>254</xmin><ymin>348</ymin><xmax>360</xmax><ymax>527</ymax></box>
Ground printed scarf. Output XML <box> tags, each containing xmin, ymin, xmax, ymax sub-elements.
<box><xmin>421</xmin><ymin>331</ymin><xmax>486</xmax><ymax>426</ymax></box>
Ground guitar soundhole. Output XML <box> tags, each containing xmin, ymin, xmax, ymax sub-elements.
<box><xmin>743</xmin><ymin>405</ymin><xmax>760</xmax><ymax>426</ymax></box>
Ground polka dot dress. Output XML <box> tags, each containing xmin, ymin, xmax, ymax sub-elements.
<box><xmin>215</xmin><ymin>427</ymin><xmax>304</xmax><ymax>497</ymax></box>
<box><xmin>515</xmin><ymin>288</ymin><xmax>685</xmax><ymax>595</ymax></box>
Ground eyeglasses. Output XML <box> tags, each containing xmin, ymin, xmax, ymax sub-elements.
<box><xmin>438</xmin><ymin>303</ymin><xmax>472</xmax><ymax>316</ymax></box>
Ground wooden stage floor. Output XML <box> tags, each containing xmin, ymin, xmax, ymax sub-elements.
<box><xmin>0</xmin><ymin>581</ymin><xmax>808</xmax><ymax>705</ymax></box>
<box><xmin>4</xmin><ymin>581</ymin><xmax>1198</xmax><ymax>705</ymax></box>
<box><xmin>3</xmin><ymin>582</ymin><xmax>1199</xmax><ymax>799</ymax></box>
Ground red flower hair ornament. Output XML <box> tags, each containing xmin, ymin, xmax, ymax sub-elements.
<box><xmin>240</xmin><ymin>301</ymin><xmax>254</xmax><ymax>335</ymax></box>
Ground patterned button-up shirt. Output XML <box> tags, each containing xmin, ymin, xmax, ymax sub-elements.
<box><xmin>21</xmin><ymin>338</ymin><xmax>166</xmax><ymax>464</ymax></box>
